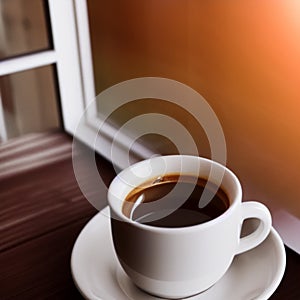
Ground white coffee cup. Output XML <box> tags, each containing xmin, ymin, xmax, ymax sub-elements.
<box><xmin>108</xmin><ymin>155</ymin><xmax>272</xmax><ymax>299</ymax></box>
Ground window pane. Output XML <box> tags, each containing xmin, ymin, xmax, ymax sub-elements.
<box><xmin>0</xmin><ymin>0</ymin><xmax>51</xmax><ymax>60</ymax></box>
<box><xmin>0</xmin><ymin>65</ymin><xmax>60</xmax><ymax>140</ymax></box>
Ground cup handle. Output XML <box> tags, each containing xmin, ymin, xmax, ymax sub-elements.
<box><xmin>236</xmin><ymin>201</ymin><xmax>272</xmax><ymax>255</ymax></box>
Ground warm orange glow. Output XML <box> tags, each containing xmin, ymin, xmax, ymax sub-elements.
<box><xmin>88</xmin><ymin>0</ymin><xmax>300</xmax><ymax>216</ymax></box>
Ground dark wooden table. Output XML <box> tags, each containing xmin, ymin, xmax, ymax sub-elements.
<box><xmin>0</xmin><ymin>132</ymin><xmax>299</xmax><ymax>299</ymax></box>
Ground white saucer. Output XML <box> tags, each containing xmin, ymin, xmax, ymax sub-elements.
<box><xmin>71</xmin><ymin>207</ymin><xmax>286</xmax><ymax>300</ymax></box>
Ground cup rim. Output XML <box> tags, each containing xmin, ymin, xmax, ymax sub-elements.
<box><xmin>108</xmin><ymin>155</ymin><xmax>242</xmax><ymax>233</ymax></box>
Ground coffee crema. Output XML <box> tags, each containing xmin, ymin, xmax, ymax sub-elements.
<box><xmin>122</xmin><ymin>174</ymin><xmax>230</xmax><ymax>228</ymax></box>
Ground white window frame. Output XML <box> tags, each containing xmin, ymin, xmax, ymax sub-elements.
<box><xmin>51</xmin><ymin>0</ymin><xmax>151</xmax><ymax>169</ymax></box>
<box><xmin>0</xmin><ymin>1</ymin><xmax>81</xmax><ymax>144</ymax></box>
<box><xmin>0</xmin><ymin>0</ymin><xmax>298</xmax><ymax>253</ymax></box>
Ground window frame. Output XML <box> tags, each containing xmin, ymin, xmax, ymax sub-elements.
<box><xmin>55</xmin><ymin>0</ymin><xmax>152</xmax><ymax>169</ymax></box>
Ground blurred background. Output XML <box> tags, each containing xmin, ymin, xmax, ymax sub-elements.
<box><xmin>0</xmin><ymin>0</ymin><xmax>299</xmax><ymax>218</ymax></box>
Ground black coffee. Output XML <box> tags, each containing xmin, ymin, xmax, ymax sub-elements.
<box><xmin>123</xmin><ymin>174</ymin><xmax>230</xmax><ymax>228</ymax></box>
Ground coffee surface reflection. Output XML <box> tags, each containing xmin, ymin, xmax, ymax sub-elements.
<box><xmin>123</xmin><ymin>174</ymin><xmax>229</xmax><ymax>228</ymax></box>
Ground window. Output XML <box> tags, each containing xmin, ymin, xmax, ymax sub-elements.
<box><xmin>0</xmin><ymin>0</ymin><xmax>59</xmax><ymax>141</ymax></box>
<box><xmin>0</xmin><ymin>0</ymin><xmax>86</xmax><ymax>145</ymax></box>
